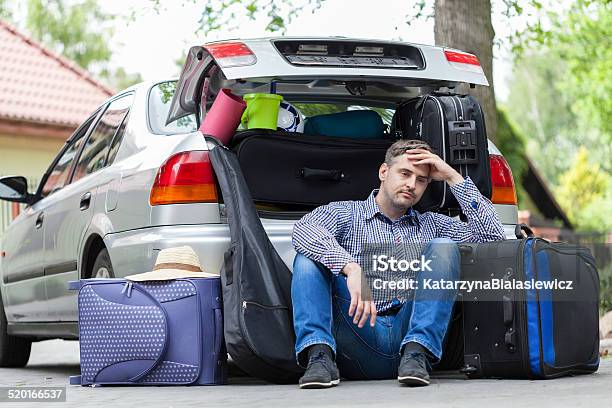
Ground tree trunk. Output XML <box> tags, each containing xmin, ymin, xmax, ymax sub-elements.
<box><xmin>434</xmin><ymin>0</ymin><xmax>497</xmax><ymax>142</ymax></box>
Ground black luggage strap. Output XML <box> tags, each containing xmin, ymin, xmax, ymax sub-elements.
<box><xmin>393</xmin><ymin>101</ymin><xmax>403</xmax><ymax>139</ymax></box>
<box><xmin>415</xmin><ymin>95</ymin><xmax>428</xmax><ymax>139</ymax></box>
<box><xmin>515</xmin><ymin>223</ymin><xmax>535</xmax><ymax>239</ymax></box>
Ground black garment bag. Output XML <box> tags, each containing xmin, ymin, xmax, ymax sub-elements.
<box><xmin>209</xmin><ymin>143</ymin><xmax>303</xmax><ymax>384</ymax></box>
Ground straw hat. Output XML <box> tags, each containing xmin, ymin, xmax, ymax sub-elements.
<box><xmin>125</xmin><ymin>246</ymin><xmax>218</xmax><ymax>281</ymax></box>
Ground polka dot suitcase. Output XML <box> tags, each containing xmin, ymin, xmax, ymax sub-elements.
<box><xmin>68</xmin><ymin>278</ymin><xmax>227</xmax><ymax>386</ymax></box>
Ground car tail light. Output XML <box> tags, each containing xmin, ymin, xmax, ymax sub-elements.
<box><xmin>489</xmin><ymin>154</ymin><xmax>517</xmax><ymax>205</ymax></box>
<box><xmin>204</xmin><ymin>42</ymin><xmax>256</xmax><ymax>68</ymax></box>
<box><xmin>150</xmin><ymin>151</ymin><xmax>218</xmax><ymax>206</ymax></box>
<box><xmin>444</xmin><ymin>49</ymin><xmax>484</xmax><ymax>74</ymax></box>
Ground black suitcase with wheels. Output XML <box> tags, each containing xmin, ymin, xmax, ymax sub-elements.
<box><xmin>391</xmin><ymin>93</ymin><xmax>492</xmax><ymax>213</ymax></box>
<box><xmin>230</xmin><ymin>130</ymin><xmax>393</xmax><ymax>206</ymax></box>
<box><xmin>459</xmin><ymin>225</ymin><xmax>600</xmax><ymax>379</ymax></box>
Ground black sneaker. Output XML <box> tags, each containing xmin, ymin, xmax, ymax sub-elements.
<box><xmin>397</xmin><ymin>347</ymin><xmax>432</xmax><ymax>386</ymax></box>
<box><xmin>298</xmin><ymin>345</ymin><xmax>340</xmax><ymax>389</ymax></box>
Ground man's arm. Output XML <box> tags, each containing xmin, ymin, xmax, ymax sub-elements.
<box><xmin>292</xmin><ymin>202</ymin><xmax>377</xmax><ymax>328</ymax></box>
<box><xmin>292</xmin><ymin>202</ymin><xmax>357</xmax><ymax>275</ymax></box>
<box><xmin>405</xmin><ymin>149</ymin><xmax>506</xmax><ymax>243</ymax></box>
<box><xmin>435</xmin><ymin>176</ymin><xmax>506</xmax><ymax>242</ymax></box>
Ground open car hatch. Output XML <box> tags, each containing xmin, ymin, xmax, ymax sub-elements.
<box><xmin>166</xmin><ymin>37</ymin><xmax>489</xmax><ymax>125</ymax></box>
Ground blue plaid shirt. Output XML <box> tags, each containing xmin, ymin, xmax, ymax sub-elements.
<box><xmin>292</xmin><ymin>176</ymin><xmax>506</xmax><ymax>312</ymax></box>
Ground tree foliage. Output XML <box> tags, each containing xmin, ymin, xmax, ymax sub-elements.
<box><xmin>0</xmin><ymin>0</ymin><xmax>12</xmax><ymax>19</ymax></box>
<box><xmin>508</xmin><ymin>0</ymin><xmax>611</xmax><ymax>143</ymax></box>
<box><xmin>555</xmin><ymin>1</ymin><xmax>611</xmax><ymax>141</ymax></box>
<box><xmin>505</xmin><ymin>1</ymin><xmax>611</xmax><ymax>232</ymax></box>
<box><xmin>505</xmin><ymin>49</ymin><xmax>584</xmax><ymax>185</ymax></box>
<box><xmin>0</xmin><ymin>0</ymin><xmax>143</xmax><ymax>90</ymax></box>
<box><xmin>24</xmin><ymin>0</ymin><xmax>115</xmax><ymax>71</ymax></box>
<box><xmin>506</xmin><ymin>44</ymin><xmax>610</xmax><ymax>186</ymax></box>
<box><xmin>191</xmin><ymin>0</ymin><xmax>324</xmax><ymax>34</ymax></box>
<box><xmin>99</xmin><ymin>67</ymin><xmax>143</xmax><ymax>92</ymax></box>
<box><xmin>495</xmin><ymin>108</ymin><xmax>528</xmax><ymax>201</ymax></box>
<box><xmin>556</xmin><ymin>147</ymin><xmax>611</xmax><ymax>232</ymax></box>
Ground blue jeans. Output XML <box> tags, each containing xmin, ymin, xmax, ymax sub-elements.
<box><xmin>291</xmin><ymin>238</ymin><xmax>460</xmax><ymax>380</ymax></box>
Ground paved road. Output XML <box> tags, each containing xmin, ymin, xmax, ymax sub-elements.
<box><xmin>0</xmin><ymin>339</ymin><xmax>609</xmax><ymax>407</ymax></box>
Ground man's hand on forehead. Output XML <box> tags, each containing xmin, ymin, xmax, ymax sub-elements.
<box><xmin>403</xmin><ymin>148</ymin><xmax>436</xmax><ymax>167</ymax></box>
<box><xmin>403</xmin><ymin>147</ymin><xmax>464</xmax><ymax>184</ymax></box>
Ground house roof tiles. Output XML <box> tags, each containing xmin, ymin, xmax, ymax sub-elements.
<box><xmin>0</xmin><ymin>19</ymin><xmax>114</xmax><ymax>128</ymax></box>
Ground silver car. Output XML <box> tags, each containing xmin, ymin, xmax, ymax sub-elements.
<box><xmin>0</xmin><ymin>37</ymin><xmax>519</xmax><ymax>366</ymax></box>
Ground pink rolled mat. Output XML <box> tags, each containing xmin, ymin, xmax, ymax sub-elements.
<box><xmin>199</xmin><ymin>88</ymin><xmax>247</xmax><ymax>145</ymax></box>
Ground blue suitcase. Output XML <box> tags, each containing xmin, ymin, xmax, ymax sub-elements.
<box><xmin>68</xmin><ymin>278</ymin><xmax>227</xmax><ymax>386</ymax></box>
<box><xmin>304</xmin><ymin>110</ymin><xmax>385</xmax><ymax>139</ymax></box>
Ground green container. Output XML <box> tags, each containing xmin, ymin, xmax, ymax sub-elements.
<box><xmin>241</xmin><ymin>93</ymin><xmax>283</xmax><ymax>130</ymax></box>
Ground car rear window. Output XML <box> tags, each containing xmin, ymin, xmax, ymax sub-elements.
<box><xmin>148</xmin><ymin>81</ymin><xmax>198</xmax><ymax>135</ymax></box>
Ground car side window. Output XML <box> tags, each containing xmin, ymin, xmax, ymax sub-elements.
<box><xmin>72</xmin><ymin>94</ymin><xmax>133</xmax><ymax>183</ymax></box>
<box><xmin>40</xmin><ymin>118</ymin><xmax>94</xmax><ymax>198</ymax></box>
<box><xmin>105</xmin><ymin>109</ymin><xmax>130</xmax><ymax>165</ymax></box>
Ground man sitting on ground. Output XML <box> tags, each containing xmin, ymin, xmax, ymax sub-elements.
<box><xmin>292</xmin><ymin>139</ymin><xmax>506</xmax><ymax>388</ymax></box>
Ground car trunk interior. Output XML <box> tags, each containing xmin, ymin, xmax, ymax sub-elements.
<box><xmin>225</xmin><ymin>127</ymin><xmax>393</xmax><ymax>219</ymax></box>
<box><xmin>206</xmin><ymin>75</ymin><xmax>460</xmax><ymax>219</ymax></box>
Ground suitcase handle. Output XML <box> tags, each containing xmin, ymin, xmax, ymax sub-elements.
<box><xmin>503</xmin><ymin>270</ymin><xmax>517</xmax><ymax>352</ymax></box>
<box><xmin>502</xmin><ymin>295</ymin><xmax>513</xmax><ymax>326</ymax></box>
<box><xmin>502</xmin><ymin>292</ymin><xmax>517</xmax><ymax>352</ymax></box>
<box><xmin>515</xmin><ymin>223</ymin><xmax>534</xmax><ymax>239</ymax></box>
<box><xmin>123</xmin><ymin>282</ymin><xmax>171</xmax><ymax>383</ymax></box>
<box><xmin>298</xmin><ymin>167</ymin><xmax>346</xmax><ymax>182</ymax></box>
<box><xmin>223</xmin><ymin>247</ymin><xmax>235</xmax><ymax>286</ymax></box>
<box><xmin>214</xmin><ymin>308</ymin><xmax>223</xmax><ymax>359</ymax></box>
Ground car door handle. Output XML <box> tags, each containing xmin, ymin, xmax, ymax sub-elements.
<box><xmin>80</xmin><ymin>192</ymin><xmax>92</xmax><ymax>211</ymax></box>
<box><xmin>35</xmin><ymin>212</ymin><xmax>44</xmax><ymax>229</ymax></box>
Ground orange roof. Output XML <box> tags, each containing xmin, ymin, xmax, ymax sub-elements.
<box><xmin>0</xmin><ymin>20</ymin><xmax>114</xmax><ymax>128</ymax></box>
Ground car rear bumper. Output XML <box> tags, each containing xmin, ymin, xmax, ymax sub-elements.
<box><xmin>104</xmin><ymin>217</ymin><xmax>518</xmax><ymax>279</ymax></box>
<box><xmin>103</xmin><ymin>222</ymin><xmax>297</xmax><ymax>278</ymax></box>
